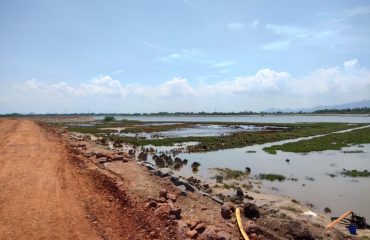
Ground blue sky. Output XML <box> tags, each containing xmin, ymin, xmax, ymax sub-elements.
<box><xmin>0</xmin><ymin>0</ymin><xmax>370</xmax><ymax>113</ymax></box>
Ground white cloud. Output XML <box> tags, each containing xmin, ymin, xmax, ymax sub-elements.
<box><xmin>344</xmin><ymin>58</ymin><xmax>359</xmax><ymax>69</ymax></box>
<box><xmin>227</xmin><ymin>22</ymin><xmax>245</xmax><ymax>32</ymax></box>
<box><xmin>17</xmin><ymin>59</ymin><xmax>370</xmax><ymax>112</ymax></box>
<box><xmin>211</xmin><ymin>61</ymin><xmax>235</xmax><ymax>69</ymax></box>
<box><xmin>200</xmin><ymin>69</ymin><xmax>291</xmax><ymax>95</ymax></box>
<box><xmin>261</xmin><ymin>41</ymin><xmax>291</xmax><ymax>51</ymax></box>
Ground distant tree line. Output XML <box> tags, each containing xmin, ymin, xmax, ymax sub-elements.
<box><xmin>1</xmin><ymin>107</ymin><xmax>369</xmax><ymax>116</ymax></box>
<box><xmin>312</xmin><ymin>107</ymin><xmax>370</xmax><ymax>114</ymax></box>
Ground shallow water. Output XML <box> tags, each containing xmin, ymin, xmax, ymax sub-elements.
<box><xmin>117</xmin><ymin>124</ymin><xmax>269</xmax><ymax>138</ymax></box>
<box><xmin>96</xmin><ymin>114</ymin><xmax>370</xmax><ymax>123</ymax></box>
<box><xmin>146</xmin><ymin>140</ymin><xmax>370</xmax><ymax>220</ymax></box>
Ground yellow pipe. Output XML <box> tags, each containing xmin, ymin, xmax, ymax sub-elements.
<box><xmin>236</xmin><ymin>207</ymin><xmax>250</xmax><ymax>240</ymax></box>
<box><xmin>326</xmin><ymin>210</ymin><xmax>352</xmax><ymax>229</ymax></box>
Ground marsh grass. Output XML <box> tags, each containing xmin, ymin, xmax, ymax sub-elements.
<box><xmin>258</xmin><ymin>173</ymin><xmax>286</xmax><ymax>181</ymax></box>
<box><xmin>264</xmin><ymin>126</ymin><xmax>370</xmax><ymax>153</ymax></box>
<box><xmin>342</xmin><ymin>169</ymin><xmax>370</xmax><ymax>177</ymax></box>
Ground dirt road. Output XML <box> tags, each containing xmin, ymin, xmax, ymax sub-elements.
<box><xmin>0</xmin><ymin>119</ymin><xmax>175</xmax><ymax>240</ymax></box>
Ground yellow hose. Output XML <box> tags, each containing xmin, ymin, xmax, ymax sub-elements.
<box><xmin>236</xmin><ymin>207</ymin><xmax>250</xmax><ymax>240</ymax></box>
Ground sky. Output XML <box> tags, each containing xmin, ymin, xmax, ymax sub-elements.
<box><xmin>0</xmin><ymin>0</ymin><xmax>370</xmax><ymax>113</ymax></box>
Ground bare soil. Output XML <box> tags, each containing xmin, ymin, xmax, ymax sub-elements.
<box><xmin>0</xmin><ymin>119</ymin><xmax>177</xmax><ymax>239</ymax></box>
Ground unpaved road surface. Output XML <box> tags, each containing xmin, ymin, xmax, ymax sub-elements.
<box><xmin>0</xmin><ymin>119</ymin><xmax>176</xmax><ymax>240</ymax></box>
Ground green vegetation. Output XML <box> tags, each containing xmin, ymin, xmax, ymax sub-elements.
<box><xmin>64</xmin><ymin>119</ymin><xmax>364</xmax><ymax>152</ymax></box>
<box><xmin>104</xmin><ymin>116</ymin><xmax>116</xmax><ymax>122</ymax></box>
<box><xmin>258</xmin><ymin>173</ymin><xmax>286</xmax><ymax>181</ymax></box>
<box><xmin>212</xmin><ymin>168</ymin><xmax>248</xmax><ymax>180</ymax></box>
<box><xmin>313</xmin><ymin>107</ymin><xmax>370</xmax><ymax>114</ymax></box>
<box><xmin>264</xmin><ymin>126</ymin><xmax>370</xmax><ymax>153</ymax></box>
<box><xmin>342</xmin><ymin>169</ymin><xmax>370</xmax><ymax>177</ymax></box>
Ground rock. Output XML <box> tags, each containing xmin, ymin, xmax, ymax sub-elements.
<box><xmin>159</xmin><ymin>189</ymin><xmax>167</xmax><ymax>198</ymax></box>
<box><xmin>189</xmin><ymin>220</ymin><xmax>200</xmax><ymax>230</ymax></box>
<box><xmin>170</xmin><ymin>176</ymin><xmax>196</xmax><ymax>192</ymax></box>
<box><xmin>244</xmin><ymin>194</ymin><xmax>254</xmax><ymax>200</ymax></box>
<box><xmin>166</xmin><ymin>199</ymin><xmax>175</xmax><ymax>208</ymax></box>
<box><xmin>170</xmin><ymin>207</ymin><xmax>182</xmax><ymax>219</ymax></box>
<box><xmin>221</xmin><ymin>202</ymin><xmax>235</xmax><ymax>219</ymax></box>
<box><xmin>186</xmin><ymin>230</ymin><xmax>198</xmax><ymax>239</ymax></box>
<box><xmin>243</xmin><ymin>202</ymin><xmax>260</xmax><ymax>219</ymax></box>
<box><xmin>112</xmin><ymin>156</ymin><xmax>123</xmax><ymax>161</ymax></box>
<box><xmin>216</xmin><ymin>231</ymin><xmax>231</xmax><ymax>240</ymax></box>
<box><xmin>146</xmin><ymin>200</ymin><xmax>157</xmax><ymax>209</ymax></box>
<box><xmin>194</xmin><ymin>223</ymin><xmax>206</xmax><ymax>234</ymax></box>
<box><xmin>154</xmin><ymin>168</ymin><xmax>172</xmax><ymax>177</ymax></box>
<box><xmin>154</xmin><ymin>203</ymin><xmax>171</xmax><ymax>216</ymax></box>
<box><xmin>236</xmin><ymin>188</ymin><xmax>244</xmax><ymax>198</ymax></box>
<box><xmin>157</xmin><ymin>197</ymin><xmax>166</xmax><ymax>203</ymax></box>
<box><xmin>167</xmin><ymin>193</ymin><xmax>177</xmax><ymax>201</ymax></box>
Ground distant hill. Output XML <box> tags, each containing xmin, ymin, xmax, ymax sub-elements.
<box><xmin>264</xmin><ymin>100</ymin><xmax>370</xmax><ymax>113</ymax></box>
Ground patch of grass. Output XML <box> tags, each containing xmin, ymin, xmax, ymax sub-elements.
<box><xmin>264</xmin><ymin>126</ymin><xmax>370</xmax><ymax>153</ymax></box>
<box><xmin>104</xmin><ymin>116</ymin><xmax>116</xmax><ymax>122</ymax></box>
<box><xmin>258</xmin><ymin>173</ymin><xmax>286</xmax><ymax>182</ymax></box>
<box><xmin>212</xmin><ymin>168</ymin><xmax>248</xmax><ymax>180</ymax></box>
<box><xmin>342</xmin><ymin>169</ymin><xmax>370</xmax><ymax>177</ymax></box>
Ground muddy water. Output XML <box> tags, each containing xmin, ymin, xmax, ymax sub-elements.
<box><xmin>147</xmin><ymin>139</ymin><xmax>370</xmax><ymax>220</ymax></box>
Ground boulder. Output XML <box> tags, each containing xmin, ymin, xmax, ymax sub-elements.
<box><xmin>243</xmin><ymin>203</ymin><xmax>260</xmax><ymax>219</ymax></box>
<box><xmin>221</xmin><ymin>202</ymin><xmax>235</xmax><ymax>219</ymax></box>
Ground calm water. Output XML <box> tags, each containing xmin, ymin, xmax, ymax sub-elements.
<box><xmin>96</xmin><ymin>114</ymin><xmax>370</xmax><ymax>123</ymax></box>
<box><xmin>145</xmin><ymin>136</ymin><xmax>370</xmax><ymax>220</ymax></box>
<box><xmin>117</xmin><ymin>124</ymin><xmax>269</xmax><ymax>138</ymax></box>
